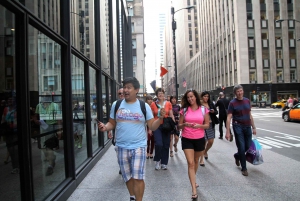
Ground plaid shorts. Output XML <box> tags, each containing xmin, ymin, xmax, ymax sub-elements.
<box><xmin>115</xmin><ymin>146</ymin><xmax>146</xmax><ymax>182</ymax></box>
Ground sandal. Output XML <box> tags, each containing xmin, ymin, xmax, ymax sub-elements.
<box><xmin>195</xmin><ymin>183</ymin><xmax>199</xmax><ymax>188</ymax></box>
<box><xmin>173</xmin><ymin>144</ymin><xmax>178</xmax><ymax>152</ymax></box>
<box><xmin>170</xmin><ymin>151</ymin><xmax>174</xmax><ymax>157</ymax></box>
<box><xmin>191</xmin><ymin>194</ymin><xmax>198</xmax><ymax>199</ymax></box>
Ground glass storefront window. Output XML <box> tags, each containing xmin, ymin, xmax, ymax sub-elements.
<box><xmin>89</xmin><ymin>67</ymin><xmax>98</xmax><ymax>152</ymax></box>
<box><xmin>28</xmin><ymin>25</ymin><xmax>65</xmax><ymax>200</ymax></box>
<box><xmin>100</xmin><ymin>0</ymin><xmax>110</xmax><ymax>72</ymax></box>
<box><xmin>18</xmin><ymin>0</ymin><xmax>61</xmax><ymax>34</ymax></box>
<box><xmin>0</xmin><ymin>6</ymin><xmax>20</xmax><ymax>200</ymax></box>
<box><xmin>71</xmin><ymin>55</ymin><xmax>88</xmax><ymax>168</ymax></box>
<box><xmin>71</xmin><ymin>0</ymin><xmax>95</xmax><ymax>62</ymax></box>
<box><xmin>102</xmin><ymin>74</ymin><xmax>109</xmax><ymax>143</ymax></box>
<box><xmin>250</xmin><ymin>91</ymin><xmax>271</xmax><ymax>105</ymax></box>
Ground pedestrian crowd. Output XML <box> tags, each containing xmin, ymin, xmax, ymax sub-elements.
<box><xmin>97</xmin><ymin>77</ymin><xmax>257</xmax><ymax>201</ymax></box>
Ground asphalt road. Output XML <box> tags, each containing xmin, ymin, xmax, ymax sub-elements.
<box><xmin>217</xmin><ymin>108</ymin><xmax>300</xmax><ymax>162</ymax></box>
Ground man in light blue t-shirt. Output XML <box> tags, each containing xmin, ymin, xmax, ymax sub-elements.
<box><xmin>98</xmin><ymin>77</ymin><xmax>164</xmax><ymax>201</ymax></box>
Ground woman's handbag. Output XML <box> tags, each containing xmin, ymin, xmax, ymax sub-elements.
<box><xmin>161</xmin><ymin>117</ymin><xmax>176</xmax><ymax>132</ymax></box>
<box><xmin>212</xmin><ymin>115</ymin><xmax>220</xmax><ymax>124</ymax></box>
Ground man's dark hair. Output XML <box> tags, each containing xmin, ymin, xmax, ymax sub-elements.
<box><xmin>122</xmin><ymin>77</ymin><xmax>140</xmax><ymax>89</ymax></box>
<box><xmin>155</xmin><ymin>88</ymin><xmax>165</xmax><ymax>96</ymax></box>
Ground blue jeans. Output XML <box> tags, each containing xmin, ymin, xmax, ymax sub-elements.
<box><xmin>153</xmin><ymin>126</ymin><xmax>171</xmax><ymax>165</ymax></box>
<box><xmin>232</xmin><ymin>124</ymin><xmax>252</xmax><ymax>171</ymax></box>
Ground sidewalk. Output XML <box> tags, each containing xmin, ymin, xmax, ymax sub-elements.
<box><xmin>68</xmin><ymin>134</ymin><xmax>300</xmax><ymax>201</ymax></box>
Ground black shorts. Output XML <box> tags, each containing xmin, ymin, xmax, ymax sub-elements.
<box><xmin>181</xmin><ymin>137</ymin><xmax>205</xmax><ymax>152</ymax></box>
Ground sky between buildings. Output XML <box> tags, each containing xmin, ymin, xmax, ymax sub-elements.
<box><xmin>144</xmin><ymin>0</ymin><xmax>169</xmax><ymax>93</ymax></box>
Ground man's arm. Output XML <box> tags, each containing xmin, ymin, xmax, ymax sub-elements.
<box><xmin>97</xmin><ymin>118</ymin><xmax>116</xmax><ymax>132</ymax></box>
<box><xmin>147</xmin><ymin>108</ymin><xmax>166</xmax><ymax>131</ymax></box>
<box><xmin>147</xmin><ymin>117</ymin><xmax>163</xmax><ymax>131</ymax></box>
<box><xmin>250</xmin><ymin>111</ymin><xmax>256</xmax><ymax>135</ymax></box>
<box><xmin>225</xmin><ymin>113</ymin><xmax>232</xmax><ymax>141</ymax></box>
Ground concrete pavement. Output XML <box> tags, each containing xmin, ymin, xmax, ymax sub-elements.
<box><xmin>68</xmin><ymin>133</ymin><xmax>300</xmax><ymax>201</ymax></box>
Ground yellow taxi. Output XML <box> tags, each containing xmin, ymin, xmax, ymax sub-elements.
<box><xmin>271</xmin><ymin>99</ymin><xmax>286</xmax><ymax>109</ymax></box>
<box><xmin>282</xmin><ymin>103</ymin><xmax>300</xmax><ymax>122</ymax></box>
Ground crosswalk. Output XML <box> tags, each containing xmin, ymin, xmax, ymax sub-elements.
<box><xmin>251</xmin><ymin>110</ymin><xmax>282</xmax><ymax>119</ymax></box>
<box><xmin>257</xmin><ymin>134</ymin><xmax>300</xmax><ymax>149</ymax></box>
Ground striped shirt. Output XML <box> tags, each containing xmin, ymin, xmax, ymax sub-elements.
<box><xmin>227</xmin><ymin>97</ymin><xmax>251</xmax><ymax>126</ymax></box>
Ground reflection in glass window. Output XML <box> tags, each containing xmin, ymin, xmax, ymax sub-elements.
<box><xmin>28</xmin><ymin>25</ymin><xmax>65</xmax><ymax>200</ymax></box>
<box><xmin>0</xmin><ymin>5</ymin><xmax>21</xmax><ymax>200</ymax></box>
<box><xmin>249</xmin><ymin>71</ymin><xmax>256</xmax><ymax>82</ymax></box>
<box><xmin>102</xmin><ymin>74</ymin><xmax>109</xmax><ymax>143</ymax></box>
<box><xmin>71</xmin><ymin>0</ymin><xmax>95</xmax><ymax>62</ymax></box>
<box><xmin>290</xmin><ymin>70</ymin><xmax>296</xmax><ymax>81</ymax></box>
<box><xmin>19</xmin><ymin>0</ymin><xmax>61</xmax><ymax>34</ymax></box>
<box><xmin>71</xmin><ymin>55</ymin><xmax>87</xmax><ymax>168</ymax></box>
<box><xmin>89</xmin><ymin>67</ymin><xmax>99</xmax><ymax>152</ymax></box>
<box><xmin>277</xmin><ymin>70</ymin><xmax>283</xmax><ymax>81</ymax></box>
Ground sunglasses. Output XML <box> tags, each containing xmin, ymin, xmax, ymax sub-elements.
<box><xmin>118</xmin><ymin>93</ymin><xmax>123</xmax><ymax>95</ymax></box>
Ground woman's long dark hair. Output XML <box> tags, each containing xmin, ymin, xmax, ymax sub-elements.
<box><xmin>200</xmin><ymin>91</ymin><xmax>212</xmax><ymax>104</ymax></box>
<box><xmin>181</xmin><ymin>90</ymin><xmax>201</xmax><ymax>108</ymax></box>
<box><xmin>170</xmin><ymin>96</ymin><xmax>177</xmax><ymax>104</ymax></box>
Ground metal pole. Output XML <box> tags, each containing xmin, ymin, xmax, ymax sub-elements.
<box><xmin>171</xmin><ymin>7</ymin><xmax>178</xmax><ymax>99</ymax></box>
<box><xmin>141</xmin><ymin>60</ymin><xmax>144</xmax><ymax>94</ymax></box>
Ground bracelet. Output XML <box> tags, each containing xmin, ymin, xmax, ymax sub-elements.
<box><xmin>252</xmin><ymin>127</ymin><xmax>256</xmax><ymax>129</ymax></box>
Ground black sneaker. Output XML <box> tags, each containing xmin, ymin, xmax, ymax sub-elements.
<box><xmin>46</xmin><ymin>166</ymin><xmax>53</xmax><ymax>176</ymax></box>
<box><xmin>235</xmin><ymin>157</ymin><xmax>240</xmax><ymax>167</ymax></box>
<box><xmin>119</xmin><ymin>169</ymin><xmax>122</xmax><ymax>175</ymax></box>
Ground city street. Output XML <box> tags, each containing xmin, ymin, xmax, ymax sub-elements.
<box><xmin>69</xmin><ymin>107</ymin><xmax>300</xmax><ymax>201</ymax></box>
<box><xmin>248</xmin><ymin>108</ymin><xmax>300</xmax><ymax>161</ymax></box>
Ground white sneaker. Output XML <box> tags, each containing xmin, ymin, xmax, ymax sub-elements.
<box><xmin>155</xmin><ymin>161</ymin><xmax>160</xmax><ymax>170</ymax></box>
<box><xmin>161</xmin><ymin>164</ymin><xmax>167</xmax><ymax>170</ymax></box>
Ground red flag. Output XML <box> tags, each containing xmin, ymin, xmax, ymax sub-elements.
<box><xmin>160</xmin><ymin>66</ymin><xmax>168</xmax><ymax>77</ymax></box>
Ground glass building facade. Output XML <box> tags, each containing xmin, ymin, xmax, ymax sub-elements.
<box><xmin>0</xmin><ymin>0</ymin><xmax>132</xmax><ymax>200</ymax></box>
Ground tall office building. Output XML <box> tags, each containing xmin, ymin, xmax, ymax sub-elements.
<box><xmin>159</xmin><ymin>13</ymin><xmax>167</xmax><ymax>87</ymax></box>
<box><xmin>127</xmin><ymin>0</ymin><xmax>146</xmax><ymax>95</ymax></box>
<box><xmin>184</xmin><ymin>0</ymin><xmax>299</xmax><ymax>104</ymax></box>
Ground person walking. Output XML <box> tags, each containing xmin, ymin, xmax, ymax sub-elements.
<box><xmin>169</xmin><ymin>96</ymin><xmax>180</xmax><ymax>157</ymax></box>
<box><xmin>150</xmin><ymin>88</ymin><xmax>174</xmax><ymax>170</ymax></box>
<box><xmin>226</xmin><ymin>84</ymin><xmax>257</xmax><ymax>176</ymax></box>
<box><xmin>178</xmin><ymin>89</ymin><xmax>209</xmax><ymax>199</ymax></box>
<box><xmin>97</xmin><ymin>77</ymin><xmax>163</xmax><ymax>201</ymax></box>
<box><xmin>199</xmin><ymin>91</ymin><xmax>218</xmax><ymax>166</ymax></box>
<box><xmin>287</xmin><ymin>96</ymin><xmax>293</xmax><ymax>109</ymax></box>
<box><xmin>145</xmin><ymin>95</ymin><xmax>154</xmax><ymax>159</ymax></box>
<box><xmin>215</xmin><ymin>92</ymin><xmax>233</xmax><ymax>140</ymax></box>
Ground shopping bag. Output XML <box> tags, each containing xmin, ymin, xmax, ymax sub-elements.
<box><xmin>246</xmin><ymin>139</ymin><xmax>264</xmax><ymax>165</ymax></box>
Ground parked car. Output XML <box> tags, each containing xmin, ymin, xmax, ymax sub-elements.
<box><xmin>271</xmin><ymin>100</ymin><xmax>286</xmax><ymax>109</ymax></box>
<box><xmin>282</xmin><ymin>103</ymin><xmax>300</xmax><ymax>122</ymax></box>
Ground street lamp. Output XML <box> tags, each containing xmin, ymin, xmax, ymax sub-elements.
<box><xmin>171</xmin><ymin>5</ymin><xmax>195</xmax><ymax>99</ymax></box>
<box><xmin>276</xmin><ymin>19</ymin><xmax>300</xmax><ymax>41</ymax></box>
